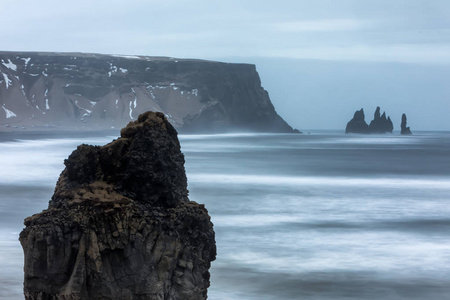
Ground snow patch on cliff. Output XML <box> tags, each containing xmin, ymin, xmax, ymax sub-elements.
<box><xmin>112</xmin><ymin>55</ymin><xmax>141</xmax><ymax>60</ymax></box>
<box><xmin>129</xmin><ymin>102</ymin><xmax>134</xmax><ymax>119</ymax></box>
<box><xmin>131</xmin><ymin>88</ymin><xmax>137</xmax><ymax>108</ymax></box>
<box><xmin>149</xmin><ymin>90</ymin><xmax>156</xmax><ymax>100</ymax></box>
<box><xmin>2</xmin><ymin>73</ymin><xmax>12</xmax><ymax>89</ymax></box>
<box><xmin>146</xmin><ymin>85</ymin><xmax>167</xmax><ymax>90</ymax></box>
<box><xmin>165</xmin><ymin>113</ymin><xmax>175</xmax><ymax>123</ymax></box>
<box><xmin>2</xmin><ymin>106</ymin><xmax>16</xmax><ymax>118</ymax></box>
<box><xmin>2</xmin><ymin>59</ymin><xmax>17</xmax><ymax>71</ymax></box>
<box><xmin>21</xmin><ymin>57</ymin><xmax>31</xmax><ymax>67</ymax></box>
<box><xmin>108</xmin><ymin>63</ymin><xmax>118</xmax><ymax>77</ymax></box>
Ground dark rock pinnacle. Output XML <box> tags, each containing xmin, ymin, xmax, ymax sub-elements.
<box><xmin>345</xmin><ymin>108</ymin><xmax>369</xmax><ymax>133</ymax></box>
<box><xmin>401</xmin><ymin>113</ymin><xmax>412</xmax><ymax>135</ymax></box>
<box><xmin>368</xmin><ymin>107</ymin><xmax>393</xmax><ymax>133</ymax></box>
<box><xmin>19</xmin><ymin>111</ymin><xmax>216</xmax><ymax>300</ymax></box>
<box><xmin>346</xmin><ymin>106</ymin><xmax>394</xmax><ymax>134</ymax></box>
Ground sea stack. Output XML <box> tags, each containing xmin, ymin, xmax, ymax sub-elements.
<box><xmin>345</xmin><ymin>109</ymin><xmax>369</xmax><ymax>133</ymax></box>
<box><xmin>368</xmin><ymin>106</ymin><xmax>393</xmax><ymax>133</ymax></box>
<box><xmin>19</xmin><ymin>111</ymin><xmax>216</xmax><ymax>300</ymax></box>
<box><xmin>401</xmin><ymin>113</ymin><xmax>412</xmax><ymax>135</ymax></box>
<box><xmin>346</xmin><ymin>107</ymin><xmax>394</xmax><ymax>134</ymax></box>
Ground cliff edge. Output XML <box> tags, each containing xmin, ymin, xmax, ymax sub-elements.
<box><xmin>0</xmin><ymin>52</ymin><xmax>296</xmax><ymax>133</ymax></box>
<box><xmin>19</xmin><ymin>111</ymin><xmax>216</xmax><ymax>299</ymax></box>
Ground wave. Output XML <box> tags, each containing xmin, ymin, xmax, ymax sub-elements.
<box><xmin>188</xmin><ymin>174</ymin><xmax>450</xmax><ymax>189</ymax></box>
<box><xmin>179</xmin><ymin>133</ymin><xmax>276</xmax><ymax>140</ymax></box>
<box><xmin>0</xmin><ymin>137</ymin><xmax>115</xmax><ymax>186</ymax></box>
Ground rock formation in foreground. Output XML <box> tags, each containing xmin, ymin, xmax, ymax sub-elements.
<box><xmin>345</xmin><ymin>108</ymin><xmax>369</xmax><ymax>133</ymax></box>
<box><xmin>346</xmin><ymin>106</ymin><xmax>393</xmax><ymax>134</ymax></box>
<box><xmin>400</xmin><ymin>113</ymin><xmax>412</xmax><ymax>135</ymax></box>
<box><xmin>19</xmin><ymin>111</ymin><xmax>216</xmax><ymax>299</ymax></box>
<box><xmin>0</xmin><ymin>51</ymin><xmax>297</xmax><ymax>133</ymax></box>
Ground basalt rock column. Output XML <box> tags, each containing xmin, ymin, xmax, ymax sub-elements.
<box><xmin>345</xmin><ymin>108</ymin><xmax>369</xmax><ymax>133</ymax></box>
<box><xmin>368</xmin><ymin>106</ymin><xmax>393</xmax><ymax>133</ymax></box>
<box><xmin>401</xmin><ymin>113</ymin><xmax>412</xmax><ymax>135</ymax></box>
<box><xmin>19</xmin><ymin>111</ymin><xmax>216</xmax><ymax>300</ymax></box>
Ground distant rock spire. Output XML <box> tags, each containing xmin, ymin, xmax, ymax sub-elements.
<box><xmin>401</xmin><ymin>113</ymin><xmax>412</xmax><ymax>135</ymax></box>
<box><xmin>374</xmin><ymin>106</ymin><xmax>381</xmax><ymax>120</ymax></box>
<box><xmin>346</xmin><ymin>106</ymin><xmax>394</xmax><ymax>134</ymax></box>
<box><xmin>345</xmin><ymin>108</ymin><xmax>369</xmax><ymax>133</ymax></box>
<box><xmin>368</xmin><ymin>106</ymin><xmax>393</xmax><ymax>133</ymax></box>
<box><xmin>387</xmin><ymin>116</ymin><xmax>393</xmax><ymax>132</ymax></box>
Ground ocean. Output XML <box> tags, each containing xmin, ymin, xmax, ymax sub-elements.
<box><xmin>1</xmin><ymin>131</ymin><xmax>449</xmax><ymax>299</ymax></box>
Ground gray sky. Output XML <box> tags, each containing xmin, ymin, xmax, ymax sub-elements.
<box><xmin>1</xmin><ymin>0</ymin><xmax>449</xmax><ymax>130</ymax></box>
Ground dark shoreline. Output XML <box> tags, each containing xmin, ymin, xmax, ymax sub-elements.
<box><xmin>0</xmin><ymin>129</ymin><xmax>121</xmax><ymax>142</ymax></box>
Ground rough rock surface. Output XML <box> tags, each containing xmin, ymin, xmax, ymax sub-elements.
<box><xmin>19</xmin><ymin>111</ymin><xmax>216</xmax><ymax>300</ymax></box>
<box><xmin>368</xmin><ymin>106</ymin><xmax>393</xmax><ymax>133</ymax></box>
<box><xmin>345</xmin><ymin>108</ymin><xmax>369</xmax><ymax>133</ymax></box>
<box><xmin>346</xmin><ymin>107</ymin><xmax>394</xmax><ymax>134</ymax></box>
<box><xmin>401</xmin><ymin>113</ymin><xmax>412</xmax><ymax>135</ymax></box>
<box><xmin>0</xmin><ymin>51</ymin><xmax>297</xmax><ymax>133</ymax></box>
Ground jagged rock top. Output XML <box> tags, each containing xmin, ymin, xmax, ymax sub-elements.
<box><xmin>401</xmin><ymin>113</ymin><xmax>412</xmax><ymax>135</ymax></box>
<box><xmin>345</xmin><ymin>108</ymin><xmax>369</xmax><ymax>134</ymax></box>
<box><xmin>369</xmin><ymin>106</ymin><xmax>393</xmax><ymax>133</ymax></box>
<box><xmin>52</xmin><ymin>111</ymin><xmax>187</xmax><ymax>209</ymax></box>
<box><xmin>346</xmin><ymin>106</ymin><xmax>393</xmax><ymax>134</ymax></box>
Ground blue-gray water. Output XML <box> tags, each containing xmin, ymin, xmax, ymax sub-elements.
<box><xmin>1</xmin><ymin>132</ymin><xmax>449</xmax><ymax>299</ymax></box>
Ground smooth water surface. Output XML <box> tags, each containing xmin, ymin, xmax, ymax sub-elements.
<box><xmin>1</xmin><ymin>131</ymin><xmax>449</xmax><ymax>299</ymax></box>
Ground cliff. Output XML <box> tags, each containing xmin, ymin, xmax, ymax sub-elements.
<box><xmin>0</xmin><ymin>51</ymin><xmax>296</xmax><ymax>133</ymax></box>
<box><xmin>19</xmin><ymin>111</ymin><xmax>216</xmax><ymax>299</ymax></box>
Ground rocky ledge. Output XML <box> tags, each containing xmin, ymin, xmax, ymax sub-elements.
<box><xmin>19</xmin><ymin>111</ymin><xmax>216</xmax><ymax>299</ymax></box>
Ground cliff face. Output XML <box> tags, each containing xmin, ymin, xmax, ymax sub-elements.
<box><xmin>0</xmin><ymin>51</ymin><xmax>296</xmax><ymax>133</ymax></box>
<box><xmin>19</xmin><ymin>111</ymin><xmax>216</xmax><ymax>299</ymax></box>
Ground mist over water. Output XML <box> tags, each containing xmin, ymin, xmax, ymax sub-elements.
<box><xmin>1</xmin><ymin>132</ymin><xmax>450</xmax><ymax>299</ymax></box>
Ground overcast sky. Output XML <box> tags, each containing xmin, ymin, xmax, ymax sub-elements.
<box><xmin>1</xmin><ymin>0</ymin><xmax>449</xmax><ymax>130</ymax></box>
